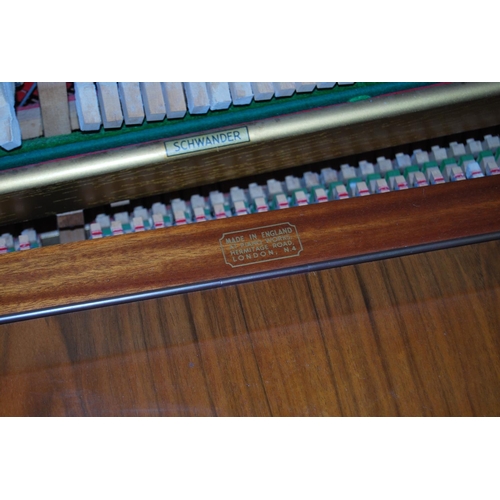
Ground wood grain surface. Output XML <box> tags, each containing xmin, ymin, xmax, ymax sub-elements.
<box><xmin>1</xmin><ymin>175</ymin><xmax>499</xmax><ymax>320</ymax></box>
<box><xmin>1</xmin><ymin>240</ymin><xmax>499</xmax><ymax>416</ymax></box>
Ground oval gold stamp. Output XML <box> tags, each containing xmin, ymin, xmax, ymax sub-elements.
<box><xmin>219</xmin><ymin>222</ymin><xmax>303</xmax><ymax>268</ymax></box>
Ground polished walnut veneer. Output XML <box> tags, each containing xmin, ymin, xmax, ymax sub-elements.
<box><xmin>1</xmin><ymin>239</ymin><xmax>499</xmax><ymax>416</ymax></box>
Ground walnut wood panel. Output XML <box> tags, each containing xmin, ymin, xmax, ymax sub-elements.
<box><xmin>1</xmin><ymin>240</ymin><xmax>499</xmax><ymax>416</ymax></box>
<box><xmin>2</xmin><ymin>83</ymin><xmax>500</xmax><ymax>225</ymax></box>
<box><xmin>1</xmin><ymin>175</ymin><xmax>499</xmax><ymax>320</ymax></box>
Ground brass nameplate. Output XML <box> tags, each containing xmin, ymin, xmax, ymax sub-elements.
<box><xmin>165</xmin><ymin>126</ymin><xmax>250</xmax><ymax>157</ymax></box>
<box><xmin>220</xmin><ymin>223</ymin><xmax>303</xmax><ymax>268</ymax></box>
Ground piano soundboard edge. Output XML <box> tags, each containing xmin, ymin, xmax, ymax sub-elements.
<box><xmin>1</xmin><ymin>175</ymin><xmax>499</xmax><ymax>324</ymax></box>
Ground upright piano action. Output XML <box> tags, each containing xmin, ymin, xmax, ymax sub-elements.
<box><xmin>0</xmin><ymin>82</ymin><xmax>499</xmax><ymax>416</ymax></box>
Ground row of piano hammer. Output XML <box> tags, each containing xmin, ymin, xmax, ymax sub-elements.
<box><xmin>0</xmin><ymin>82</ymin><xmax>353</xmax><ymax>151</ymax></box>
<box><xmin>72</xmin><ymin>82</ymin><xmax>352</xmax><ymax>131</ymax></box>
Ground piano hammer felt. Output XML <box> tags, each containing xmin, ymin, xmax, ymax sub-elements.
<box><xmin>74</xmin><ymin>83</ymin><xmax>101</xmax><ymax>132</ymax></box>
<box><xmin>207</xmin><ymin>83</ymin><xmax>232</xmax><ymax>111</ymax></box>
<box><xmin>229</xmin><ymin>82</ymin><xmax>253</xmax><ymax>105</ymax></box>
<box><xmin>96</xmin><ymin>82</ymin><xmax>123</xmax><ymax>129</ymax></box>
<box><xmin>161</xmin><ymin>82</ymin><xmax>187</xmax><ymax>119</ymax></box>
<box><xmin>273</xmin><ymin>82</ymin><xmax>296</xmax><ymax>97</ymax></box>
<box><xmin>184</xmin><ymin>82</ymin><xmax>210</xmax><ymax>114</ymax></box>
<box><xmin>118</xmin><ymin>82</ymin><xmax>145</xmax><ymax>125</ymax></box>
<box><xmin>251</xmin><ymin>82</ymin><xmax>275</xmax><ymax>101</ymax></box>
<box><xmin>295</xmin><ymin>83</ymin><xmax>317</xmax><ymax>93</ymax></box>
<box><xmin>140</xmin><ymin>83</ymin><xmax>166</xmax><ymax>122</ymax></box>
<box><xmin>38</xmin><ymin>82</ymin><xmax>73</xmax><ymax>136</ymax></box>
<box><xmin>0</xmin><ymin>83</ymin><xmax>22</xmax><ymax>150</ymax></box>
